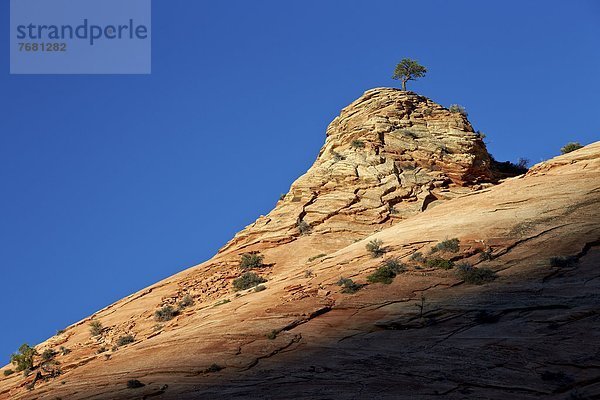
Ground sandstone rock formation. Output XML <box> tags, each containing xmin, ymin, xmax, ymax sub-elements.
<box><xmin>220</xmin><ymin>88</ymin><xmax>495</xmax><ymax>256</ymax></box>
<box><xmin>1</xmin><ymin>90</ymin><xmax>598</xmax><ymax>400</ymax></box>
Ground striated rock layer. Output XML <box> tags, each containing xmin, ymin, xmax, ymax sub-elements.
<box><xmin>220</xmin><ymin>88</ymin><xmax>496</xmax><ymax>256</ymax></box>
<box><xmin>1</xmin><ymin>90</ymin><xmax>599</xmax><ymax>400</ymax></box>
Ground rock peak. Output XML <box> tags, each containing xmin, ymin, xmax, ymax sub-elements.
<box><xmin>220</xmin><ymin>88</ymin><xmax>495</xmax><ymax>255</ymax></box>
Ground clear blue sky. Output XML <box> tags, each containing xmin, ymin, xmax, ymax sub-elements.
<box><xmin>1</xmin><ymin>1</ymin><xmax>599</xmax><ymax>362</ymax></box>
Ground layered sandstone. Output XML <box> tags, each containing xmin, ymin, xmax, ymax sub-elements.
<box><xmin>220</xmin><ymin>88</ymin><xmax>495</xmax><ymax>256</ymax></box>
<box><xmin>1</xmin><ymin>90</ymin><xmax>598</xmax><ymax>400</ymax></box>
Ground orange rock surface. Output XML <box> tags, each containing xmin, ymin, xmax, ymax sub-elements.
<box><xmin>1</xmin><ymin>90</ymin><xmax>598</xmax><ymax>400</ymax></box>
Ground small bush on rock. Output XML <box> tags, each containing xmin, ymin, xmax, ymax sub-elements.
<box><xmin>410</xmin><ymin>252</ymin><xmax>425</xmax><ymax>262</ymax></box>
<box><xmin>337</xmin><ymin>277</ymin><xmax>363</xmax><ymax>294</ymax></box>
<box><xmin>154</xmin><ymin>305</ymin><xmax>179</xmax><ymax>322</ymax></box>
<box><xmin>266</xmin><ymin>330</ymin><xmax>278</xmax><ymax>340</ymax></box>
<box><xmin>41</xmin><ymin>349</ymin><xmax>57</xmax><ymax>361</ymax></box>
<box><xmin>431</xmin><ymin>238</ymin><xmax>460</xmax><ymax>253</ymax></box>
<box><xmin>426</xmin><ymin>258</ymin><xmax>455</xmax><ymax>270</ymax></box>
<box><xmin>367</xmin><ymin>259</ymin><xmax>406</xmax><ymax>284</ymax></box>
<box><xmin>550</xmin><ymin>256</ymin><xmax>577</xmax><ymax>268</ymax></box>
<box><xmin>449</xmin><ymin>104</ymin><xmax>468</xmax><ymax>117</ymax></box>
<box><xmin>331</xmin><ymin>151</ymin><xmax>345</xmax><ymax>161</ymax></box>
<box><xmin>127</xmin><ymin>379</ymin><xmax>145</xmax><ymax>389</ymax></box>
<box><xmin>3</xmin><ymin>369</ymin><xmax>14</xmax><ymax>376</ymax></box>
<box><xmin>455</xmin><ymin>263</ymin><xmax>497</xmax><ymax>284</ymax></box>
<box><xmin>89</xmin><ymin>321</ymin><xmax>103</xmax><ymax>337</ymax></box>
<box><xmin>479</xmin><ymin>248</ymin><xmax>494</xmax><ymax>261</ymax></box>
<box><xmin>239</xmin><ymin>253</ymin><xmax>264</xmax><ymax>270</ymax></box>
<box><xmin>116</xmin><ymin>335</ymin><xmax>135</xmax><ymax>346</ymax></box>
<box><xmin>561</xmin><ymin>142</ymin><xmax>583</xmax><ymax>154</ymax></box>
<box><xmin>205</xmin><ymin>363</ymin><xmax>223</xmax><ymax>373</ymax></box>
<box><xmin>490</xmin><ymin>155</ymin><xmax>529</xmax><ymax>175</ymax></box>
<box><xmin>308</xmin><ymin>254</ymin><xmax>326</xmax><ymax>262</ymax></box>
<box><xmin>351</xmin><ymin>139</ymin><xmax>365</xmax><ymax>149</ymax></box>
<box><xmin>10</xmin><ymin>344</ymin><xmax>36</xmax><ymax>372</ymax></box>
<box><xmin>233</xmin><ymin>272</ymin><xmax>267</xmax><ymax>291</ymax></box>
<box><xmin>297</xmin><ymin>220</ymin><xmax>311</xmax><ymax>235</ymax></box>
<box><xmin>366</xmin><ymin>239</ymin><xmax>386</xmax><ymax>258</ymax></box>
<box><xmin>179</xmin><ymin>294</ymin><xmax>194</xmax><ymax>309</ymax></box>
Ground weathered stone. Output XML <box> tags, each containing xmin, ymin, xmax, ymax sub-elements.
<box><xmin>220</xmin><ymin>88</ymin><xmax>495</xmax><ymax>255</ymax></box>
<box><xmin>3</xmin><ymin>89</ymin><xmax>598</xmax><ymax>400</ymax></box>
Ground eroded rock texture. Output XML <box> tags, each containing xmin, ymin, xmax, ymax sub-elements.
<box><xmin>220</xmin><ymin>88</ymin><xmax>495</xmax><ymax>255</ymax></box>
<box><xmin>1</xmin><ymin>90</ymin><xmax>598</xmax><ymax>400</ymax></box>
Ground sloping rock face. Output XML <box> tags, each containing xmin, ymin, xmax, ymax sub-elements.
<box><xmin>2</xmin><ymin>89</ymin><xmax>598</xmax><ymax>400</ymax></box>
<box><xmin>220</xmin><ymin>88</ymin><xmax>495</xmax><ymax>255</ymax></box>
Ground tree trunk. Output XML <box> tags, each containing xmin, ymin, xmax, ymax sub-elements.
<box><xmin>401</xmin><ymin>79</ymin><xmax>407</xmax><ymax>91</ymax></box>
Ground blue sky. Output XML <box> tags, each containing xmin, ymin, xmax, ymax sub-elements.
<box><xmin>1</xmin><ymin>0</ymin><xmax>599</xmax><ymax>362</ymax></box>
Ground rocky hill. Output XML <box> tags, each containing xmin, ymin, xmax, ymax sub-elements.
<box><xmin>1</xmin><ymin>89</ymin><xmax>598</xmax><ymax>400</ymax></box>
<box><xmin>221</xmin><ymin>89</ymin><xmax>495</xmax><ymax>256</ymax></box>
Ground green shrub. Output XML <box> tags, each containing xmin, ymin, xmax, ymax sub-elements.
<box><xmin>10</xmin><ymin>344</ymin><xmax>36</xmax><ymax>372</ymax></box>
<box><xmin>214</xmin><ymin>299</ymin><xmax>231</xmax><ymax>306</ymax></box>
<box><xmin>550</xmin><ymin>256</ymin><xmax>577</xmax><ymax>268</ymax></box>
<box><xmin>449</xmin><ymin>104</ymin><xmax>468</xmax><ymax>116</ymax></box>
<box><xmin>41</xmin><ymin>349</ymin><xmax>57</xmax><ymax>361</ymax></box>
<box><xmin>366</xmin><ymin>239</ymin><xmax>386</xmax><ymax>258</ymax></box>
<box><xmin>179</xmin><ymin>294</ymin><xmax>194</xmax><ymax>309</ymax></box>
<box><xmin>336</xmin><ymin>277</ymin><xmax>363</xmax><ymax>294</ymax></box>
<box><xmin>455</xmin><ymin>263</ymin><xmax>497</xmax><ymax>284</ymax></box>
<box><xmin>431</xmin><ymin>238</ymin><xmax>460</xmax><ymax>253</ymax></box>
<box><xmin>116</xmin><ymin>335</ymin><xmax>135</xmax><ymax>346</ymax></box>
<box><xmin>239</xmin><ymin>253</ymin><xmax>264</xmax><ymax>270</ymax></box>
<box><xmin>89</xmin><ymin>321</ymin><xmax>103</xmax><ymax>337</ymax></box>
<box><xmin>127</xmin><ymin>379</ymin><xmax>145</xmax><ymax>389</ymax></box>
<box><xmin>59</xmin><ymin>346</ymin><xmax>71</xmax><ymax>356</ymax></box>
<box><xmin>154</xmin><ymin>305</ymin><xmax>179</xmax><ymax>322</ymax></box>
<box><xmin>331</xmin><ymin>151</ymin><xmax>345</xmax><ymax>161</ymax></box>
<box><xmin>233</xmin><ymin>272</ymin><xmax>267</xmax><ymax>291</ymax></box>
<box><xmin>561</xmin><ymin>142</ymin><xmax>583</xmax><ymax>154</ymax></box>
<box><xmin>516</xmin><ymin>158</ymin><xmax>530</xmax><ymax>169</ymax></box>
<box><xmin>308</xmin><ymin>254</ymin><xmax>326</xmax><ymax>262</ymax></box>
<box><xmin>491</xmin><ymin>156</ymin><xmax>529</xmax><ymax>175</ymax></box>
<box><xmin>367</xmin><ymin>259</ymin><xmax>406</xmax><ymax>284</ymax></box>
<box><xmin>3</xmin><ymin>369</ymin><xmax>14</xmax><ymax>376</ymax></box>
<box><xmin>426</xmin><ymin>258</ymin><xmax>454</xmax><ymax>270</ymax></box>
<box><xmin>205</xmin><ymin>363</ymin><xmax>223</xmax><ymax>373</ymax></box>
<box><xmin>56</xmin><ymin>329</ymin><xmax>65</xmax><ymax>335</ymax></box>
<box><xmin>297</xmin><ymin>220</ymin><xmax>311</xmax><ymax>235</ymax></box>
<box><xmin>410</xmin><ymin>251</ymin><xmax>424</xmax><ymax>262</ymax></box>
<box><xmin>479</xmin><ymin>248</ymin><xmax>494</xmax><ymax>261</ymax></box>
<box><xmin>266</xmin><ymin>330</ymin><xmax>278</xmax><ymax>340</ymax></box>
<box><xmin>351</xmin><ymin>139</ymin><xmax>365</xmax><ymax>149</ymax></box>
